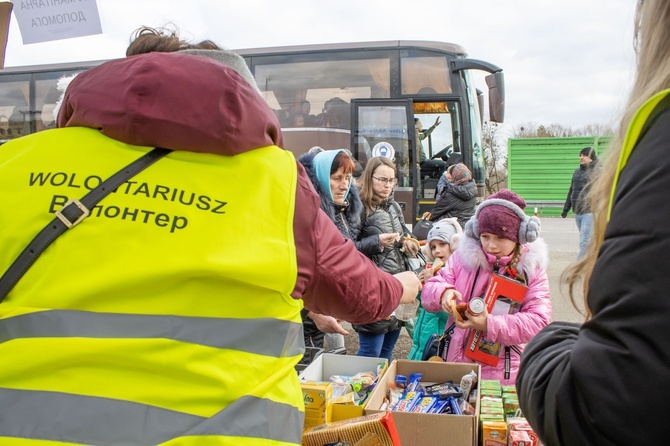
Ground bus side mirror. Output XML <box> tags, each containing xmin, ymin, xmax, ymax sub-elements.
<box><xmin>486</xmin><ymin>72</ymin><xmax>505</xmax><ymax>123</ymax></box>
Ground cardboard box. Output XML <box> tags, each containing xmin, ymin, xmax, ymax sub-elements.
<box><xmin>366</xmin><ymin>359</ymin><xmax>480</xmax><ymax>446</ymax></box>
<box><xmin>299</xmin><ymin>353</ymin><xmax>388</xmax><ymax>422</ymax></box>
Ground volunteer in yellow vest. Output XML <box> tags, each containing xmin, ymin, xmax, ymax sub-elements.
<box><xmin>0</xmin><ymin>42</ymin><xmax>421</xmax><ymax>445</ymax></box>
<box><xmin>517</xmin><ymin>1</ymin><xmax>670</xmax><ymax>444</ymax></box>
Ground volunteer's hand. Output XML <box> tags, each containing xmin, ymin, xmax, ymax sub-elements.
<box><xmin>394</xmin><ymin>271</ymin><xmax>422</xmax><ymax>304</ymax></box>
<box><xmin>308</xmin><ymin>312</ymin><xmax>349</xmax><ymax>336</ymax></box>
<box><xmin>561</xmin><ymin>211</ymin><xmax>568</xmax><ymax>218</ymax></box>
<box><xmin>433</xmin><ymin>116</ymin><xmax>441</xmax><ymax>127</ymax></box>
<box><xmin>379</xmin><ymin>232</ymin><xmax>399</xmax><ymax>249</ymax></box>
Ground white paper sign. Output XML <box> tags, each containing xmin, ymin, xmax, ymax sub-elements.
<box><xmin>13</xmin><ymin>0</ymin><xmax>102</xmax><ymax>45</ymax></box>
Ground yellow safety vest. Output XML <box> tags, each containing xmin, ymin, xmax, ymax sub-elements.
<box><xmin>608</xmin><ymin>88</ymin><xmax>670</xmax><ymax>220</ymax></box>
<box><xmin>0</xmin><ymin>127</ymin><xmax>305</xmax><ymax>445</ymax></box>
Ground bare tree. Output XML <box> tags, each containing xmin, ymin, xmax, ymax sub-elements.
<box><xmin>482</xmin><ymin>121</ymin><xmax>507</xmax><ymax>193</ymax></box>
<box><xmin>510</xmin><ymin>122</ymin><xmax>614</xmax><ymax>138</ymax></box>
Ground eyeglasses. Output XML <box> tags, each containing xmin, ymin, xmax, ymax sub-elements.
<box><xmin>372</xmin><ymin>176</ymin><xmax>398</xmax><ymax>186</ymax></box>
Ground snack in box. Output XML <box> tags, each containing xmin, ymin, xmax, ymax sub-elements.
<box><xmin>302</xmin><ymin>411</ymin><xmax>401</xmax><ymax>446</ymax></box>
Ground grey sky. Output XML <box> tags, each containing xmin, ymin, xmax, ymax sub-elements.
<box><xmin>4</xmin><ymin>0</ymin><xmax>638</xmax><ymax>131</ymax></box>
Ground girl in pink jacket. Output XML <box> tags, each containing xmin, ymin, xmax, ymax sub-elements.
<box><xmin>421</xmin><ymin>189</ymin><xmax>551</xmax><ymax>385</ymax></box>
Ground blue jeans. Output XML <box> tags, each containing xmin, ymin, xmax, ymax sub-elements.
<box><xmin>575</xmin><ymin>213</ymin><xmax>593</xmax><ymax>259</ymax></box>
<box><xmin>357</xmin><ymin>329</ymin><xmax>402</xmax><ymax>363</ymax></box>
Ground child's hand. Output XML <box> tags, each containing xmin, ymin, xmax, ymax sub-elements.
<box><xmin>417</xmin><ymin>268</ymin><xmax>434</xmax><ymax>283</ymax></box>
<box><xmin>440</xmin><ymin>289</ymin><xmax>462</xmax><ymax>314</ymax></box>
<box><xmin>454</xmin><ymin>309</ymin><xmax>488</xmax><ymax>332</ymax></box>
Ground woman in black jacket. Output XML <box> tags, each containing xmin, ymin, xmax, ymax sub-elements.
<box><xmin>354</xmin><ymin>156</ymin><xmax>420</xmax><ymax>362</ymax></box>
<box><xmin>516</xmin><ymin>2</ymin><xmax>670</xmax><ymax>445</ymax></box>
<box><xmin>429</xmin><ymin>163</ymin><xmax>477</xmax><ymax>229</ymax></box>
<box><xmin>298</xmin><ymin>148</ymin><xmax>378</xmax><ymax>351</ymax></box>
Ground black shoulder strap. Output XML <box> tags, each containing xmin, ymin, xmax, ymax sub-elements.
<box><xmin>0</xmin><ymin>147</ymin><xmax>172</xmax><ymax>302</ymax></box>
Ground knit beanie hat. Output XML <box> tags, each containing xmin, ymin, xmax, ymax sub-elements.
<box><xmin>179</xmin><ymin>49</ymin><xmax>261</xmax><ymax>94</ymax></box>
<box><xmin>312</xmin><ymin>149</ymin><xmax>352</xmax><ymax>202</ymax></box>
<box><xmin>466</xmin><ymin>189</ymin><xmax>540</xmax><ymax>244</ymax></box>
<box><xmin>427</xmin><ymin>217</ymin><xmax>463</xmax><ymax>249</ymax></box>
<box><xmin>580</xmin><ymin>146</ymin><xmax>597</xmax><ymax>161</ymax></box>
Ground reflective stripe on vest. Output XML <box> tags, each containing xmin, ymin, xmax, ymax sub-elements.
<box><xmin>0</xmin><ymin>389</ymin><xmax>302</xmax><ymax>445</ymax></box>
<box><xmin>0</xmin><ymin>128</ymin><xmax>304</xmax><ymax>445</ymax></box>
<box><xmin>0</xmin><ymin>310</ymin><xmax>303</xmax><ymax>357</ymax></box>
<box><xmin>608</xmin><ymin>89</ymin><xmax>670</xmax><ymax>220</ymax></box>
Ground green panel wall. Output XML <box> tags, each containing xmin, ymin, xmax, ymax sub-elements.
<box><xmin>508</xmin><ymin>136</ymin><xmax>612</xmax><ymax>216</ymax></box>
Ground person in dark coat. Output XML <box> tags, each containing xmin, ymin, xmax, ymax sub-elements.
<box><xmin>517</xmin><ymin>2</ymin><xmax>670</xmax><ymax>445</ymax></box>
<box><xmin>354</xmin><ymin>156</ymin><xmax>421</xmax><ymax>362</ymax></box>
<box><xmin>561</xmin><ymin>146</ymin><xmax>599</xmax><ymax>258</ymax></box>
<box><xmin>297</xmin><ymin>148</ymin><xmax>378</xmax><ymax>351</ymax></box>
<box><xmin>429</xmin><ymin>163</ymin><xmax>477</xmax><ymax>229</ymax></box>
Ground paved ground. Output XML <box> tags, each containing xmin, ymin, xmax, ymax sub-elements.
<box><xmin>339</xmin><ymin>217</ymin><xmax>586</xmax><ymax>360</ymax></box>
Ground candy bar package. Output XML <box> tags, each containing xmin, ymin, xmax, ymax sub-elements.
<box><xmin>302</xmin><ymin>411</ymin><xmax>401</xmax><ymax>446</ymax></box>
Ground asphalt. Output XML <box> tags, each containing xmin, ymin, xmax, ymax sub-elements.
<box><xmin>540</xmin><ymin>216</ymin><xmax>587</xmax><ymax>323</ymax></box>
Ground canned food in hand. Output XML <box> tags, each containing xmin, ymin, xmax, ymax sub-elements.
<box><xmin>467</xmin><ymin>298</ymin><xmax>486</xmax><ymax>316</ymax></box>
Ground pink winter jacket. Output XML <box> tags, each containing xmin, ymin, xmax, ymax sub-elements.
<box><xmin>421</xmin><ymin>235</ymin><xmax>551</xmax><ymax>385</ymax></box>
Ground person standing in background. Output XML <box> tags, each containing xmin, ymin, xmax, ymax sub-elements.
<box><xmin>355</xmin><ymin>156</ymin><xmax>421</xmax><ymax>362</ymax></box>
<box><xmin>561</xmin><ymin>146</ymin><xmax>599</xmax><ymax>258</ymax></box>
<box><xmin>298</xmin><ymin>147</ymin><xmax>380</xmax><ymax>352</ymax></box>
<box><xmin>517</xmin><ymin>2</ymin><xmax>670</xmax><ymax>444</ymax></box>
<box><xmin>429</xmin><ymin>163</ymin><xmax>477</xmax><ymax>229</ymax></box>
<box><xmin>415</xmin><ymin>117</ymin><xmax>441</xmax><ymax>162</ymax></box>
<box><xmin>407</xmin><ymin>217</ymin><xmax>462</xmax><ymax>361</ymax></box>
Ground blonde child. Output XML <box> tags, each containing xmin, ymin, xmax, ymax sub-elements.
<box><xmin>407</xmin><ymin>218</ymin><xmax>462</xmax><ymax>360</ymax></box>
<box><xmin>421</xmin><ymin>190</ymin><xmax>551</xmax><ymax>384</ymax></box>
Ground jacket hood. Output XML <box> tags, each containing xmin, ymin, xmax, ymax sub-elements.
<box><xmin>57</xmin><ymin>52</ymin><xmax>283</xmax><ymax>156</ymax></box>
<box><xmin>298</xmin><ymin>150</ymin><xmax>363</xmax><ymax>231</ymax></box>
<box><xmin>457</xmin><ymin>234</ymin><xmax>549</xmax><ymax>274</ymax></box>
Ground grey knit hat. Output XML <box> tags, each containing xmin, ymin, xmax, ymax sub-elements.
<box><xmin>179</xmin><ymin>49</ymin><xmax>261</xmax><ymax>94</ymax></box>
<box><xmin>427</xmin><ymin>217</ymin><xmax>463</xmax><ymax>248</ymax></box>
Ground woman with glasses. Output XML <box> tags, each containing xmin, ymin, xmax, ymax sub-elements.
<box><xmin>353</xmin><ymin>156</ymin><xmax>421</xmax><ymax>361</ymax></box>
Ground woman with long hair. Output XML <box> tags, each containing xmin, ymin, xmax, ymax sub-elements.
<box><xmin>517</xmin><ymin>2</ymin><xmax>670</xmax><ymax>444</ymax></box>
<box><xmin>354</xmin><ymin>156</ymin><xmax>420</xmax><ymax>362</ymax></box>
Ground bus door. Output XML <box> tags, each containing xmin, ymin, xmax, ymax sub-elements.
<box><xmin>350</xmin><ymin>99</ymin><xmax>418</xmax><ymax>227</ymax></box>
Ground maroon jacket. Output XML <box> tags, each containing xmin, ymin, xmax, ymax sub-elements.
<box><xmin>58</xmin><ymin>52</ymin><xmax>401</xmax><ymax>324</ymax></box>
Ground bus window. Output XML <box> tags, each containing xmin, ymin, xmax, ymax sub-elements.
<box><xmin>353</xmin><ymin>104</ymin><xmax>410</xmax><ymax>185</ymax></box>
<box><xmin>0</xmin><ymin>76</ymin><xmax>30</xmax><ymax>141</ymax></box>
<box><xmin>253</xmin><ymin>58</ymin><xmax>390</xmax><ymax>128</ymax></box>
<box><xmin>401</xmin><ymin>56</ymin><xmax>451</xmax><ymax>95</ymax></box>
<box><xmin>34</xmin><ymin>77</ymin><xmax>62</xmax><ymax>131</ymax></box>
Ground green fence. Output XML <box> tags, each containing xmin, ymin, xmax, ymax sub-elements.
<box><xmin>507</xmin><ymin>136</ymin><xmax>612</xmax><ymax>217</ymax></box>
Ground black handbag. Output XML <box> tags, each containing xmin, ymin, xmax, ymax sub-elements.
<box><xmin>421</xmin><ymin>332</ymin><xmax>440</xmax><ymax>361</ymax></box>
<box><xmin>421</xmin><ymin>322</ymin><xmax>456</xmax><ymax>361</ymax></box>
<box><xmin>412</xmin><ymin>218</ymin><xmax>434</xmax><ymax>241</ymax></box>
